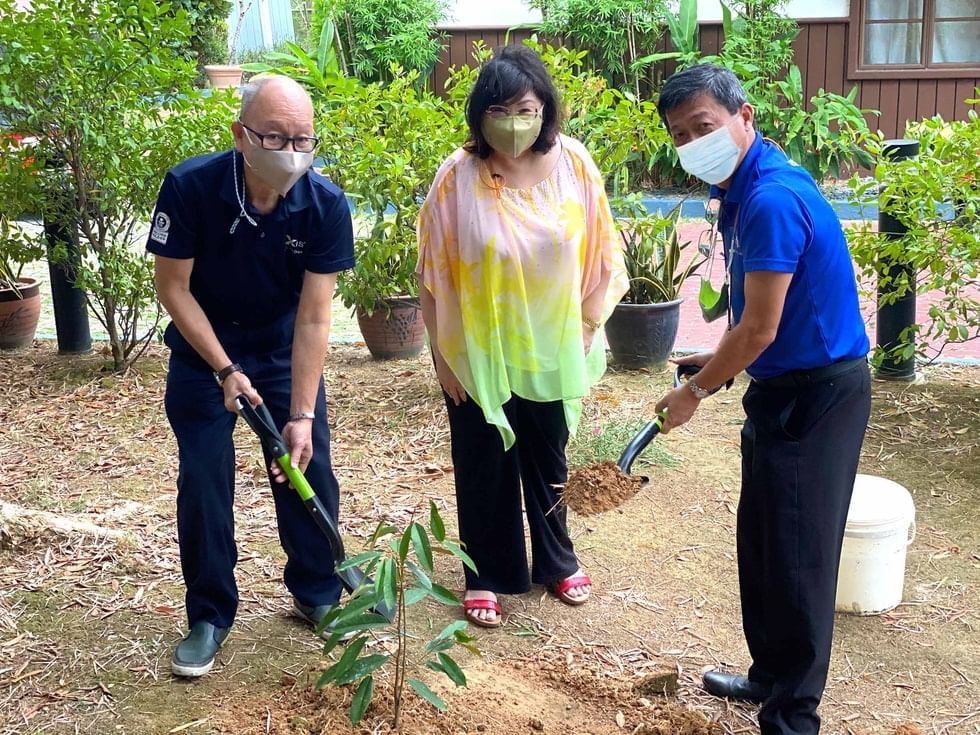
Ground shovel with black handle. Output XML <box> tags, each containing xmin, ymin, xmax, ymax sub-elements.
<box><xmin>235</xmin><ymin>396</ymin><xmax>395</xmax><ymax>622</ymax></box>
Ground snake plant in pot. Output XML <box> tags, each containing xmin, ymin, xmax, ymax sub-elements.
<box><xmin>605</xmin><ymin>201</ymin><xmax>704</xmax><ymax>368</ymax></box>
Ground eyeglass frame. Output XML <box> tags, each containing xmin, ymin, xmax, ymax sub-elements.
<box><xmin>238</xmin><ymin>121</ymin><xmax>320</xmax><ymax>152</ymax></box>
<box><xmin>484</xmin><ymin>104</ymin><xmax>542</xmax><ymax>119</ymax></box>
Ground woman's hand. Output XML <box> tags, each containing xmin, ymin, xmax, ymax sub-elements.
<box><xmin>583</xmin><ymin>324</ymin><xmax>596</xmax><ymax>353</ymax></box>
<box><xmin>435</xmin><ymin>357</ymin><xmax>467</xmax><ymax>405</ymax></box>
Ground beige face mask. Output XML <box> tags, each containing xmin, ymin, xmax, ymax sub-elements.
<box><xmin>481</xmin><ymin>113</ymin><xmax>543</xmax><ymax>158</ymax></box>
<box><xmin>241</xmin><ymin>129</ymin><xmax>313</xmax><ymax>197</ymax></box>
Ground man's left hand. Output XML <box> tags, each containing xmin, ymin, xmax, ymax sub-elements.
<box><xmin>270</xmin><ymin>418</ymin><xmax>314</xmax><ymax>484</ymax></box>
<box><xmin>654</xmin><ymin>384</ymin><xmax>701</xmax><ymax>434</ymax></box>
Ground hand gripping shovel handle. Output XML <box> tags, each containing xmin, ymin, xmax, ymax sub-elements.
<box><xmin>234</xmin><ymin>396</ymin><xmax>395</xmax><ymax>621</ymax></box>
<box><xmin>616</xmin><ymin>365</ymin><xmax>735</xmax><ymax>474</ymax></box>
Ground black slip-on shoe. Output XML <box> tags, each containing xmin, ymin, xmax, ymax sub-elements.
<box><xmin>702</xmin><ymin>670</ymin><xmax>772</xmax><ymax>703</ymax></box>
<box><xmin>292</xmin><ymin>599</ymin><xmax>356</xmax><ymax>641</ymax></box>
<box><xmin>171</xmin><ymin>621</ymin><xmax>230</xmax><ymax>678</ymax></box>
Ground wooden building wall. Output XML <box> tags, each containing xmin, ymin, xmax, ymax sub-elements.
<box><xmin>431</xmin><ymin>20</ymin><xmax>980</xmax><ymax>140</ymax></box>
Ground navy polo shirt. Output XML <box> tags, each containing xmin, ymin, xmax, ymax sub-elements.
<box><xmin>146</xmin><ymin>150</ymin><xmax>354</xmax><ymax>327</ymax></box>
<box><xmin>716</xmin><ymin>134</ymin><xmax>869</xmax><ymax>379</ymax></box>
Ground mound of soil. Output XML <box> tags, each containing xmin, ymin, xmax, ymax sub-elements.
<box><xmin>563</xmin><ymin>461</ymin><xmax>646</xmax><ymax>515</ymax></box>
<box><xmin>213</xmin><ymin>659</ymin><xmax>722</xmax><ymax>735</ymax></box>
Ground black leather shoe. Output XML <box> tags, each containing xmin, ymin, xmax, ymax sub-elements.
<box><xmin>171</xmin><ymin>622</ymin><xmax>230</xmax><ymax>678</ymax></box>
<box><xmin>293</xmin><ymin>599</ymin><xmax>354</xmax><ymax>641</ymax></box>
<box><xmin>702</xmin><ymin>671</ymin><xmax>771</xmax><ymax>703</ymax></box>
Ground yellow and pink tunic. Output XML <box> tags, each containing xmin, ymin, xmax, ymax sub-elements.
<box><xmin>416</xmin><ymin>135</ymin><xmax>628</xmax><ymax>449</ymax></box>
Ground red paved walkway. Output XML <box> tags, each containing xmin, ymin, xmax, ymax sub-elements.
<box><xmin>672</xmin><ymin>222</ymin><xmax>979</xmax><ymax>361</ymax></box>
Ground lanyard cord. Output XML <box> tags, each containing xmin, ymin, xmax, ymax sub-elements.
<box><xmin>230</xmin><ymin>151</ymin><xmax>258</xmax><ymax>235</ymax></box>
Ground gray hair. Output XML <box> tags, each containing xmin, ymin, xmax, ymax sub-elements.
<box><xmin>238</xmin><ymin>74</ymin><xmax>308</xmax><ymax>119</ymax></box>
<box><xmin>657</xmin><ymin>64</ymin><xmax>748</xmax><ymax>130</ymax></box>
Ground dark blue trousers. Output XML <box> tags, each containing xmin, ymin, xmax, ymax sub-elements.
<box><xmin>163</xmin><ymin>316</ymin><xmax>342</xmax><ymax>630</ymax></box>
<box><xmin>738</xmin><ymin>362</ymin><xmax>871</xmax><ymax>735</ymax></box>
<box><xmin>443</xmin><ymin>392</ymin><xmax>578</xmax><ymax>594</ymax></box>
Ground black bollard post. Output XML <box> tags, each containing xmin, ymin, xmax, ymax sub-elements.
<box><xmin>43</xmin><ymin>158</ymin><xmax>91</xmax><ymax>354</ymax></box>
<box><xmin>874</xmin><ymin>139</ymin><xmax>919</xmax><ymax>381</ymax></box>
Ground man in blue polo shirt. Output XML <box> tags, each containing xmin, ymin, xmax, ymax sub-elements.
<box><xmin>653</xmin><ymin>64</ymin><xmax>871</xmax><ymax>734</ymax></box>
<box><xmin>147</xmin><ymin>75</ymin><xmax>355</xmax><ymax>678</ymax></box>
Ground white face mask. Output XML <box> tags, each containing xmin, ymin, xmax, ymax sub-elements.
<box><xmin>242</xmin><ymin>129</ymin><xmax>313</xmax><ymax>197</ymax></box>
<box><xmin>676</xmin><ymin>124</ymin><xmax>742</xmax><ymax>185</ymax></box>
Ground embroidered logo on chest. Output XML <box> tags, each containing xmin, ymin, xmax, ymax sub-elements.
<box><xmin>285</xmin><ymin>235</ymin><xmax>305</xmax><ymax>254</ymax></box>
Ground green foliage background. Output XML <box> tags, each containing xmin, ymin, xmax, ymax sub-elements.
<box><xmin>0</xmin><ymin>0</ymin><xmax>236</xmax><ymax>371</ymax></box>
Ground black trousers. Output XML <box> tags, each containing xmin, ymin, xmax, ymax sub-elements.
<box><xmin>738</xmin><ymin>361</ymin><xmax>871</xmax><ymax>735</ymax></box>
<box><xmin>443</xmin><ymin>392</ymin><xmax>578</xmax><ymax>593</ymax></box>
<box><xmin>163</xmin><ymin>314</ymin><xmax>342</xmax><ymax>630</ymax></box>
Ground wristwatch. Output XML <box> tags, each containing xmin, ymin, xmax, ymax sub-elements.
<box><xmin>214</xmin><ymin>362</ymin><xmax>243</xmax><ymax>386</ymax></box>
<box><xmin>688</xmin><ymin>378</ymin><xmax>713</xmax><ymax>400</ymax></box>
<box><xmin>287</xmin><ymin>411</ymin><xmax>316</xmax><ymax>422</ymax></box>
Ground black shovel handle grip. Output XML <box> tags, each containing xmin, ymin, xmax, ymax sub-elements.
<box><xmin>235</xmin><ymin>396</ymin><xmax>286</xmax><ymax>458</ymax></box>
<box><xmin>673</xmin><ymin>364</ymin><xmax>735</xmax><ymax>393</ymax></box>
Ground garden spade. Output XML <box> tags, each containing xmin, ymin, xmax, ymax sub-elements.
<box><xmin>616</xmin><ymin>365</ymin><xmax>734</xmax><ymax>474</ymax></box>
<box><xmin>234</xmin><ymin>396</ymin><xmax>395</xmax><ymax>622</ymax></box>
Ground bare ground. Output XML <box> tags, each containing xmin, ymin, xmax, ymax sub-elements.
<box><xmin>0</xmin><ymin>342</ymin><xmax>977</xmax><ymax>735</ymax></box>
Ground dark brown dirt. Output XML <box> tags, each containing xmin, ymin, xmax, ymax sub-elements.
<box><xmin>563</xmin><ymin>460</ymin><xmax>646</xmax><ymax>515</ymax></box>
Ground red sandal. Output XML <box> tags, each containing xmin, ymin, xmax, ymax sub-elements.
<box><xmin>550</xmin><ymin>574</ymin><xmax>592</xmax><ymax>606</ymax></box>
<box><xmin>463</xmin><ymin>597</ymin><xmax>503</xmax><ymax>629</ymax></box>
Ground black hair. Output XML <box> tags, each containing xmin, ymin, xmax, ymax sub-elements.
<box><xmin>657</xmin><ymin>63</ymin><xmax>748</xmax><ymax>132</ymax></box>
<box><xmin>464</xmin><ymin>45</ymin><xmax>560</xmax><ymax>158</ymax></box>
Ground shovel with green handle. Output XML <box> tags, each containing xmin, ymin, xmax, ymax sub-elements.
<box><xmin>235</xmin><ymin>395</ymin><xmax>395</xmax><ymax>622</ymax></box>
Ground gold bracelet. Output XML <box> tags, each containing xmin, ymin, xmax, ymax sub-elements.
<box><xmin>582</xmin><ymin>315</ymin><xmax>600</xmax><ymax>330</ymax></box>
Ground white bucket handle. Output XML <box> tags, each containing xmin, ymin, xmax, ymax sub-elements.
<box><xmin>907</xmin><ymin>520</ymin><xmax>916</xmax><ymax>545</ymax></box>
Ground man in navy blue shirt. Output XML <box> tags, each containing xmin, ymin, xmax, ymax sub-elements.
<box><xmin>654</xmin><ymin>65</ymin><xmax>871</xmax><ymax>735</ymax></box>
<box><xmin>147</xmin><ymin>75</ymin><xmax>355</xmax><ymax>678</ymax></box>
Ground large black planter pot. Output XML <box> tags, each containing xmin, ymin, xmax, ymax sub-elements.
<box><xmin>604</xmin><ymin>299</ymin><xmax>683</xmax><ymax>369</ymax></box>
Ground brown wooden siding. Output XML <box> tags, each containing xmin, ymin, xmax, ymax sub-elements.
<box><xmin>433</xmin><ymin>20</ymin><xmax>979</xmax><ymax>140</ymax></box>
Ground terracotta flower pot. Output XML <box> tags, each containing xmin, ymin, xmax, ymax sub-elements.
<box><xmin>0</xmin><ymin>276</ymin><xmax>41</xmax><ymax>350</ymax></box>
<box><xmin>356</xmin><ymin>297</ymin><xmax>426</xmax><ymax>360</ymax></box>
<box><xmin>203</xmin><ymin>64</ymin><xmax>244</xmax><ymax>90</ymax></box>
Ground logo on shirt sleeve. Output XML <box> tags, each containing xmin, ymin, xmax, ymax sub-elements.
<box><xmin>150</xmin><ymin>212</ymin><xmax>171</xmax><ymax>245</ymax></box>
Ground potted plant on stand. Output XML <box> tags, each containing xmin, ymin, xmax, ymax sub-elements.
<box><xmin>604</xmin><ymin>202</ymin><xmax>704</xmax><ymax>368</ymax></box>
<box><xmin>203</xmin><ymin>0</ymin><xmax>253</xmax><ymax>89</ymax></box>
<box><xmin>0</xmin><ymin>214</ymin><xmax>45</xmax><ymax>350</ymax></box>
<box><xmin>317</xmin><ymin>69</ymin><xmax>462</xmax><ymax>359</ymax></box>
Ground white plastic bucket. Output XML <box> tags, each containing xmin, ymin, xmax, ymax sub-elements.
<box><xmin>835</xmin><ymin>474</ymin><xmax>916</xmax><ymax>615</ymax></box>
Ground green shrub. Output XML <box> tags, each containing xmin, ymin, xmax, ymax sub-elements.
<box><xmin>0</xmin><ymin>0</ymin><xmax>236</xmax><ymax>371</ymax></box>
<box><xmin>314</xmin><ymin>0</ymin><xmax>448</xmax><ymax>82</ymax></box>
<box><xmin>170</xmin><ymin>0</ymin><xmax>232</xmax><ymax>68</ymax></box>
<box><xmin>316</xmin><ymin>69</ymin><xmax>463</xmax><ymax>314</ymax></box>
<box><xmin>848</xmin><ymin>101</ymin><xmax>980</xmax><ymax>364</ymax></box>
<box><xmin>528</xmin><ymin>0</ymin><xmax>667</xmax><ymax>96</ymax></box>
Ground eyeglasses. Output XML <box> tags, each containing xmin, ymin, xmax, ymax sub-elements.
<box><xmin>485</xmin><ymin>105</ymin><xmax>542</xmax><ymax>119</ymax></box>
<box><xmin>239</xmin><ymin>121</ymin><xmax>319</xmax><ymax>152</ymax></box>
